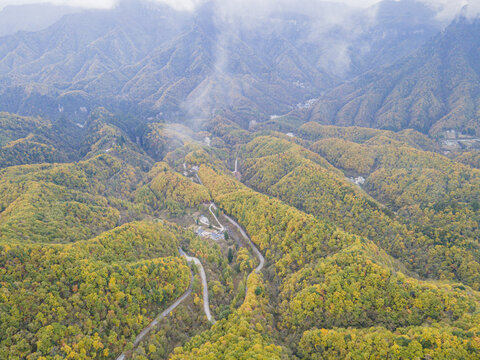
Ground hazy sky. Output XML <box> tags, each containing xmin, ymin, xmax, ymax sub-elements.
<box><xmin>0</xmin><ymin>0</ymin><xmax>116</xmax><ymax>9</ymax></box>
<box><xmin>0</xmin><ymin>0</ymin><xmax>465</xmax><ymax>10</ymax></box>
<box><xmin>0</xmin><ymin>0</ymin><xmax>433</xmax><ymax>10</ymax></box>
<box><xmin>0</xmin><ymin>0</ymin><xmax>477</xmax><ymax>19</ymax></box>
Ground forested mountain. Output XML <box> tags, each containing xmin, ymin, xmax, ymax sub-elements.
<box><xmin>299</xmin><ymin>16</ymin><xmax>480</xmax><ymax>136</ymax></box>
<box><xmin>2</xmin><ymin>0</ymin><xmax>480</xmax><ymax>359</ymax></box>
<box><xmin>1</xmin><ymin>221</ymin><xmax>193</xmax><ymax>358</ymax></box>
<box><xmin>0</xmin><ymin>0</ymin><xmax>444</xmax><ymax>125</ymax></box>
<box><xmin>330</xmin><ymin>0</ymin><xmax>443</xmax><ymax>77</ymax></box>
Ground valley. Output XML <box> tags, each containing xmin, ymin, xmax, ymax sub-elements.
<box><xmin>2</xmin><ymin>102</ymin><xmax>480</xmax><ymax>359</ymax></box>
<box><xmin>1</xmin><ymin>0</ymin><xmax>480</xmax><ymax>359</ymax></box>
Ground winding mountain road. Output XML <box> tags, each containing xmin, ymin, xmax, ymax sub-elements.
<box><xmin>125</xmin><ymin>153</ymin><xmax>266</xmax><ymax>356</ymax></box>
<box><xmin>116</xmin><ymin>213</ymin><xmax>263</xmax><ymax>359</ymax></box>
<box><xmin>116</xmin><ymin>167</ymin><xmax>265</xmax><ymax>360</ymax></box>
<box><xmin>194</xmin><ymin>162</ymin><xmax>264</xmax><ymax>274</ymax></box>
<box><xmin>224</xmin><ymin>214</ymin><xmax>264</xmax><ymax>273</ymax></box>
<box><xmin>116</xmin><ymin>267</ymin><xmax>194</xmax><ymax>360</ymax></box>
<box><xmin>116</xmin><ymin>247</ymin><xmax>215</xmax><ymax>360</ymax></box>
<box><xmin>179</xmin><ymin>248</ymin><xmax>215</xmax><ymax>324</ymax></box>
<box><xmin>209</xmin><ymin>203</ymin><xmax>225</xmax><ymax>232</ymax></box>
<box><xmin>221</xmin><ymin>211</ymin><xmax>265</xmax><ymax>297</ymax></box>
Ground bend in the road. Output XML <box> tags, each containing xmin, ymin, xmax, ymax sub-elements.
<box><xmin>116</xmin><ymin>266</ymin><xmax>194</xmax><ymax>360</ymax></box>
<box><xmin>223</xmin><ymin>214</ymin><xmax>264</xmax><ymax>273</ymax></box>
<box><xmin>179</xmin><ymin>248</ymin><xmax>216</xmax><ymax>324</ymax></box>
<box><xmin>209</xmin><ymin>203</ymin><xmax>225</xmax><ymax>233</ymax></box>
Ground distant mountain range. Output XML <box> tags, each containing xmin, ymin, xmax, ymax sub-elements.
<box><xmin>0</xmin><ymin>3</ymin><xmax>82</xmax><ymax>37</ymax></box>
<box><xmin>297</xmin><ymin>16</ymin><xmax>480</xmax><ymax>137</ymax></box>
<box><xmin>0</xmin><ymin>0</ymin><xmax>446</xmax><ymax>127</ymax></box>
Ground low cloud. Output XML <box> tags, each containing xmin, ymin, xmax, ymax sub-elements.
<box><xmin>420</xmin><ymin>0</ymin><xmax>480</xmax><ymax>21</ymax></box>
<box><xmin>0</xmin><ymin>0</ymin><xmax>116</xmax><ymax>10</ymax></box>
<box><xmin>2</xmin><ymin>0</ymin><xmax>479</xmax><ymax>20</ymax></box>
<box><xmin>2</xmin><ymin>0</ymin><xmax>478</xmax><ymax>121</ymax></box>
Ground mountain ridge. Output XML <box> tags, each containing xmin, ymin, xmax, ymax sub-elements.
<box><xmin>296</xmin><ymin>16</ymin><xmax>480</xmax><ymax>136</ymax></box>
<box><xmin>0</xmin><ymin>0</ymin><xmax>445</xmax><ymax>128</ymax></box>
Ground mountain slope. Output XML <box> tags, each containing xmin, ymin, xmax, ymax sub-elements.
<box><xmin>0</xmin><ymin>0</ymin><xmax>446</xmax><ymax>126</ymax></box>
<box><xmin>0</xmin><ymin>1</ymin><xmax>335</xmax><ymax>123</ymax></box>
<box><xmin>300</xmin><ymin>17</ymin><xmax>480</xmax><ymax>136</ymax></box>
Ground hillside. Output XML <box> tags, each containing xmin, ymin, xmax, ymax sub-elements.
<box><xmin>2</xmin><ymin>1</ymin><xmax>480</xmax><ymax>359</ymax></box>
<box><xmin>0</xmin><ymin>109</ymin><xmax>479</xmax><ymax>358</ymax></box>
<box><xmin>299</xmin><ymin>17</ymin><xmax>480</xmax><ymax>136</ymax></box>
<box><xmin>0</xmin><ymin>0</ymin><xmax>445</xmax><ymax>126</ymax></box>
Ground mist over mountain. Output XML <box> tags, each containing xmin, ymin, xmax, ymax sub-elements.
<box><xmin>0</xmin><ymin>3</ymin><xmax>83</xmax><ymax>36</ymax></box>
<box><xmin>0</xmin><ymin>0</ymin><xmax>450</xmax><ymax>127</ymax></box>
<box><xmin>3</xmin><ymin>1</ymin><xmax>480</xmax><ymax>359</ymax></box>
<box><xmin>347</xmin><ymin>0</ymin><xmax>443</xmax><ymax>76</ymax></box>
<box><xmin>297</xmin><ymin>16</ymin><xmax>480</xmax><ymax>136</ymax></box>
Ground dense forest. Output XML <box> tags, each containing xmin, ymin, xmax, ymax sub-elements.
<box><xmin>1</xmin><ymin>105</ymin><xmax>480</xmax><ymax>360</ymax></box>
<box><xmin>238</xmin><ymin>133</ymin><xmax>480</xmax><ymax>290</ymax></box>
<box><xmin>2</xmin><ymin>0</ymin><xmax>480</xmax><ymax>357</ymax></box>
<box><xmin>0</xmin><ymin>221</ymin><xmax>192</xmax><ymax>358</ymax></box>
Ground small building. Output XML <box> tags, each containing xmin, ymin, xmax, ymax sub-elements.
<box><xmin>196</xmin><ymin>227</ymin><xmax>225</xmax><ymax>241</ymax></box>
<box><xmin>348</xmin><ymin>176</ymin><xmax>365</xmax><ymax>185</ymax></box>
